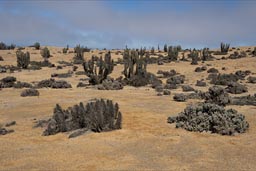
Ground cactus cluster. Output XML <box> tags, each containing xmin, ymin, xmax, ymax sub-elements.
<box><xmin>16</xmin><ymin>50</ymin><xmax>30</xmax><ymax>69</ymax></box>
<box><xmin>220</xmin><ymin>42</ymin><xmax>230</xmax><ymax>53</ymax></box>
<box><xmin>83</xmin><ymin>51</ymin><xmax>114</xmax><ymax>85</ymax></box>
<box><xmin>123</xmin><ymin>48</ymin><xmax>148</xmax><ymax>79</ymax></box>
<box><xmin>167</xmin><ymin>46</ymin><xmax>181</xmax><ymax>61</ymax></box>
<box><xmin>43</xmin><ymin>99</ymin><xmax>122</xmax><ymax>137</ymax></box>
<box><xmin>190</xmin><ymin>49</ymin><xmax>199</xmax><ymax>65</ymax></box>
<box><xmin>73</xmin><ymin>45</ymin><xmax>85</xmax><ymax>64</ymax></box>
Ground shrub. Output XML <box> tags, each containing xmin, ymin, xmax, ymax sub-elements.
<box><xmin>40</xmin><ymin>47</ymin><xmax>50</xmax><ymax>59</ymax></box>
<box><xmin>20</xmin><ymin>88</ymin><xmax>39</xmax><ymax>97</ymax></box>
<box><xmin>205</xmin><ymin>86</ymin><xmax>230</xmax><ymax>106</ymax></box>
<box><xmin>43</xmin><ymin>99</ymin><xmax>122</xmax><ymax>137</ymax></box>
<box><xmin>168</xmin><ymin>103</ymin><xmax>249</xmax><ymax>135</ymax></box>
<box><xmin>34</xmin><ymin>42</ymin><xmax>40</xmax><ymax>50</ymax></box>
<box><xmin>225</xmin><ymin>82</ymin><xmax>248</xmax><ymax>94</ymax></box>
<box><xmin>173</xmin><ymin>93</ymin><xmax>187</xmax><ymax>102</ymax></box>
<box><xmin>16</xmin><ymin>50</ymin><xmax>30</xmax><ymax>69</ymax></box>
<box><xmin>36</xmin><ymin>79</ymin><xmax>72</xmax><ymax>89</ymax></box>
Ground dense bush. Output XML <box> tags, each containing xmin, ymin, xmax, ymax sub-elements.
<box><xmin>43</xmin><ymin>99</ymin><xmax>122</xmax><ymax>137</ymax></box>
<box><xmin>168</xmin><ymin>103</ymin><xmax>249</xmax><ymax>135</ymax></box>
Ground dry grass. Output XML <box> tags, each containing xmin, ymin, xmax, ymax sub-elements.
<box><xmin>0</xmin><ymin>46</ymin><xmax>256</xmax><ymax>170</ymax></box>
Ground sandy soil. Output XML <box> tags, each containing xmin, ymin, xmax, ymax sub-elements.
<box><xmin>0</xmin><ymin>46</ymin><xmax>256</xmax><ymax>170</ymax></box>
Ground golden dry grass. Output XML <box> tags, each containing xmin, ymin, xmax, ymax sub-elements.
<box><xmin>0</xmin><ymin>46</ymin><xmax>256</xmax><ymax>170</ymax></box>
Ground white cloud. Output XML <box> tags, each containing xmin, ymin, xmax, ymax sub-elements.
<box><xmin>0</xmin><ymin>1</ymin><xmax>255</xmax><ymax>48</ymax></box>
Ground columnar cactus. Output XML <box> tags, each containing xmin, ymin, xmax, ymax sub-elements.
<box><xmin>221</xmin><ymin>42</ymin><xmax>230</xmax><ymax>53</ymax></box>
<box><xmin>167</xmin><ymin>46</ymin><xmax>179</xmax><ymax>61</ymax></box>
<box><xmin>202</xmin><ymin>48</ymin><xmax>209</xmax><ymax>61</ymax></box>
<box><xmin>83</xmin><ymin>51</ymin><xmax>114</xmax><ymax>85</ymax></box>
<box><xmin>16</xmin><ymin>50</ymin><xmax>30</xmax><ymax>69</ymax></box>
<box><xmin>190</xmin><ymin>49</ymin><xmax>199</xmax><ymax>65</ymax></box>
<box><xmin>73</xmin><ymin>45</ymin><xmax>84</xmax><ymax>64</ymax></box>
<box><xmin>123</xmin><ymin>49</ymin><xmax>148</xmax><ymax>79</ymax></box>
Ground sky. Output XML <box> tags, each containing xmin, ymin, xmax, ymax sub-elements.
<box><xmin>0</xmin><ymin>0</ymin><xmax>255</xmax><ymax>49</ymax></box>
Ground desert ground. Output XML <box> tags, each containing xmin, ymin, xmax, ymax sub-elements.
<box><xmin>0</xmin><ymin>46</ymin><xmax>256</xmax><ymax>171</ymax></box>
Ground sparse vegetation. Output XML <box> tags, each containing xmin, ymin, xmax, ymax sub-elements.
<box><xmin>40</xmin><ymin>47</ymin><xmax>50</xmax><ymax>59</ymax></box>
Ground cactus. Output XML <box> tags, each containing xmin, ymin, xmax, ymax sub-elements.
<box><xmin>43</xmin><ymin>99</ymin><xmax>122</xmax><ymax>136</ymax></box>
<box><xmin>164</xmin><ymin>44</ymin><xmax>168</xmax><ymax>52</ymax></box>
<box><xmin>202</xmin><ymin>48</ymin><xmax>209</xmax><ymax>61</ymax></box>
<box><xmin>151</xmin><ymin>47</ymin><xmax>155</xmax><ymax>54</ymax></box>
<box><xmin>40</xmin><ymin>47</ymin><xmax>50</xmax><ymax>59</ymax></box>
<box><xmin>167</xmin><ymin>46</ymin><xmax>179</xmax><ymax>61</ymax></box>
<box><xmin>220</xmin><ymin>42</ymin><xmax>230</xmax><ymax>53</ymax></box>
<box><xmin>190</xmin><ymin>49</ymin><xmax>199</xmax><ymax>65</ymax></box>
<box><xmin>62</xmin><ymin>45</ymin><xmax>69</xmax><ymax>54</ymax></box>
<box><xmin>73</xmin><ymin>45</ymin><xmax>84</xmax><ymax>64</ymax></box>
<box><xmin>83</xmin><ymin>51</ymin><xmax>114</xmax><ymax>85</ymax></box>
<box><xmin>123</xmin><ymin>49</ymin><xmax>148</xmax><ymax>79</ymax></box>
<box><xmin>16</xmin><ymin>50</ymin><xmax>30</xmax><ymax>69</ymax></box>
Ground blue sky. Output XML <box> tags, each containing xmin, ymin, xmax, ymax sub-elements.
<box><xmin>0</xmin><ymin>0</ymin><xmax>255</xmax><ymax>49</ymax></box>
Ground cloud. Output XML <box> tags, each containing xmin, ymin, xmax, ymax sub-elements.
<box><xmin>0</xmin><ymin>1</ymin><xmax>255</xmax><ymax>49</ymax></box>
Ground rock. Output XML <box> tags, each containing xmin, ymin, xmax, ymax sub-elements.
<box><xmin>167</xmin><ymin>103</ymin><xmax>249</xmax><ymax>135</ymax></box>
